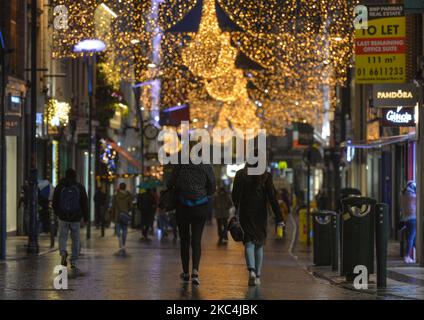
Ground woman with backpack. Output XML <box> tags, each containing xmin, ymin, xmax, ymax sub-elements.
<box><xmin>111</xmin><ymin>182</ymin><xmax>133</xmax><ymax>255</ymax></box>
<box><xmin>232</xmin><ymin>164</ymin><xmax>284</xmax><ymax>286</ymax></box>
<box><xmin>168</xmin><ymin>161</ymin><xmax>216</xmax><ymax>285</ymax></box>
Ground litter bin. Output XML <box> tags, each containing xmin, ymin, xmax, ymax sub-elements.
<box><xmin>312</xmin><ymin>211</ymin><xmax>338</xmax><ymax>266</ymax></box>
<box><xmin>340</xmin><ymin>196</ymin><xmax>376</xmax><ymax>281</ymax></box>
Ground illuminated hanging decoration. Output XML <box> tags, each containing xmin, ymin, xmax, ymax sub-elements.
<box><xmin>51</xmin><ymin>0</ymin><xmax>358</xmax><ymax>137</ymax></box>
<box><xmin>99</xmin><ymin>139</ymin><xmax>118</xmax><ymax>176</ymax></box>
<box><xmin>44</xmin><ymin>99</ymin><xmax>71</xmax><ymax>128</ymax></box>
<box><xmin>52</xmin><ymin>0</ymin><xmax>99</xmax><ymax>58</ymax></box>
<box><xmin>204</xmin><ymin>69</ymin><xmax>247</xmax><ymax>102</ymax></box>
<box><xmin>181</xmin><ymin>0</ymin><xmax>238</xmax><ymax>79</ymax></box>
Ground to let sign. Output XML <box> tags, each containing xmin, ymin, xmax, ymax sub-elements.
<box><xmin>355</xmin><ymin>5</ymin><xmax>406</xmax><ymax>83</ymax></box>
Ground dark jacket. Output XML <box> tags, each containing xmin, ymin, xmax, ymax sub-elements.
<box><xmin>52</xmin><ymin>178</ymin><xmax>88</xmax><ymax>223</ymax></box>
<box><xmin>137</xmin><ymin>190</ymin><xmax>157</xmax><ymax>224</ymax></box>
<box><xmin>232</xmin><ymin>168</ymin><xmax>283</xmax><ymax>245</ymax></box>
<box><xmin>168</xmin><ymin>164</ymin><xmax>216</xmax><ymax>201</ymax></box>
<box><xmin>111</xmin><ymin>190</ymin><xmax>133</xmax><ymax>223</ymax></box>
<box><xmin>213</xmin><ymin>191</ymin><xmax>232</xmax><ymax>219</ymax></box>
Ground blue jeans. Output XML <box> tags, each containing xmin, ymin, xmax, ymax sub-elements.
<box><xmin>405</xmin><ymin>219</ymin><xmax>416</xmax><ymax>258</ymax></box>
<box><xmin>116</xmin><ymin>223</ymin><xmax>128</xmax><ymax>248</ymax></box>
<box><xmin>245</xmin><ymin>242</ymin><xmax>264</xmax><ymax>277</ymax></box>
<box><xmin>58</xmin><ymin>219</ymin><xmax>80</xmax><ymax>265</ymax></box>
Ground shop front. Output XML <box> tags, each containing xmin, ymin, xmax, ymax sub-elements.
<box><xmin>344</xmin><ymin>83</ymin><xmax>418</xmax><ymax>244</ymax></box>
<box><xmin>5</xmin><ymin>77</ymin><xmax>26</xmax><ymax>234</ymax></box>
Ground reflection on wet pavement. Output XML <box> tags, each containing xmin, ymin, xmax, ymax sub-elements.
<box><xmin>0</xmin><ymin>223</ymin><xmax>376</xmax><ymax>300</ymax></box>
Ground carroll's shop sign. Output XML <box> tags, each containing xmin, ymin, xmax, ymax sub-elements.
<box><xmin>381</xmin><ymin>107</ymin><xmax>416</xmax><ymax>127</ymax></box>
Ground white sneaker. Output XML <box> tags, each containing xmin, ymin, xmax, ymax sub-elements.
<box><xmin>248</xmin><ymin>271</ymin><xmax>256</xmax><ymax>286</ymax></box>
<box><xmin>404</xmin><ymin>256</ymin><xmax>414</xmax><ymax>264</ymax></box>
<box><xmin>255</xmin><ymin>277</ymin><xmax>261</xmax><ymax>286</ymax></box>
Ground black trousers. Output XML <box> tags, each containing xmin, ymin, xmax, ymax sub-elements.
<box><xmin>176</xmin><ymin>203</ymin><xmax>208</xmax><ymax>274</ymax></box>
<box><xmin>216</xmin><ymin>218</ymin><xmax>228</xmax><ymax>241</ymax></box>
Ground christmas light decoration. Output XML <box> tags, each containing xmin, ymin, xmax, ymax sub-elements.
<box><xmin>44</xmin><ymin>99</ymin><xmax>71</xmax><ymax>128</ymax></box>
<box><xmin>51</xmin><ymin>0</ymin><xmax>358</xmax><ymax>137</ymax></box>
<box><xmin>100</xmin><ymin>139</ymin><xmax>118</xmax><ymax>176</ymax></box>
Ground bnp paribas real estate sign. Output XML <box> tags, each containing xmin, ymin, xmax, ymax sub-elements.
<box><xmin>355</xmin><ymin>5</ymin><xmax>406</xmax><ymax>84</ymax></box>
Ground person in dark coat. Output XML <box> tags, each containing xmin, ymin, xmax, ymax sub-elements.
<box><xmin>232</xmin><ymin>164</ymin><xmax>284</xmax><ymax>286</ymax></box>
<box><xmin>213</xmin><ymin>187</ymin><xmax>232</xmax><ymax>245</ymax></box>
<box><xmin>168</xmin><ymin>162</ymin><xmax>216</xmax><ymax>285</ymax></box>
<box><xmin>137</xmin><ymin>188</ymin><xmax>157</xmax><ymax>241</ymax></box>
<box><xmin>94</xmin><ymin>186</ymin><xmax>107</xmax><ymax>228</ymax></box>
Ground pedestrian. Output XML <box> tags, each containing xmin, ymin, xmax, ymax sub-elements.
<box><xmin>94</xmin><ymin>185</ymin><xmax>107</xmax><ymax>228</ymax></box>
<box><xmin>315</xmin><ymin>189</ymin><xmax>328</xmax><ymax>211</ymax></box>
<box><xmin>137</xmin><ymin>188</ymin><xmax>157</xmax><ymax>241</ymax></box>
<box><xmin>232</xmin><ymin>163</ymin><xmax>285</xmax><ymax>286</ymax></box>
<box><xmin>168</xmin><ymin>209</ymin><xmax>178</xmax><ymax>242</ymax></box>
<box><xmin>279</xmin><ymin>188</ymin><xmax>291</xmax><ymax>225</ymax></box>
<box><xmin>401</xmin><ymin>181</ymin><xmax>416</xmax><ymax>264</ymax></box>
<box><xmin>213</xmin><ymin>187</ymin><xmax>232</xmax><ymax>245</ymax></box>
<box><xmin>111</xmin><ymin>182</ymin><xmax>133</xmax><ymax>255</ymax></box>
<box><xmin>157</xmin><ymin>207</ymin><xmax>170</xmax><ymax>240</ymax></box>
<box><xmin>38</xmin><ymin>179</ymin><xmax>53</xmax><ymax>233</ymax></box>
<box><xmin>168</xmin><ymin>160</ymin><xmax>216</xmax><ymax>285</ymax></box>
<box><xmin>52</xmin><ymin>168</ymin><xmax>88</xmax><ymax>275</ymax></box>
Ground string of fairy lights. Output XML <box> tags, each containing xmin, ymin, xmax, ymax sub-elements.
<box><xmin>52</xmin><ymin>0</ymin><xmax>357</xmax><ymax>137</ymax></box>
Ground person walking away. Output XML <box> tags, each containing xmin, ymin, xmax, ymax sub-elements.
<box><xmin>111</xmin><ymin>183</ymin><xmax>133</xmax><ymax>255</ymax></box>
<box><xmin>168</xmin><ymin>209</ymin><xmax>178</xmax><ymax>242</ymax></box>
<box><xmin>157</xmin><ymin>207</ymin><xmax>170</xmax><ymax>240</ymax></box>
<box><xmin>168</xmin><ymin>162</ymin><xmax>216</xmax><ymax>285</ymax></box>
<box><xmin>52</xmin><ymin>169</ymin><xmax>88</xmax><ymax>275</ymax></box>
<box><xmin>94</xmin><ymin>186</ymin><xmax>107</xmax><ymax>228</ymax></box>
<box><xmin>232</xmin><ymin>163</ymin><xmax>284</xmax><ymax>286</ymax></box>
<box><xmin>401</xmin><ymin>181</ymin><xmax>416</xmax><ymax>263</ymax></box>
<box><xmin>137</xmin><ymin>188</ymin><xmax>157</xmax><ymax>241</ymax></box>
<box><xmin>213</xmin><ymin>187</ymin><xmax>232</xmax><ymax>245</ymax></box>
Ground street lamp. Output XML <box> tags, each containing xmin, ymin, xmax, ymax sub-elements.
<box><xmin>132</xmin><ymin>83</ymin><xmax>146</xmax><ymax>180</ymax></box>
<box><xmin>74</xmin><ymin>39</ymin><xmax>105</xmax><ymax>240</ymax></box>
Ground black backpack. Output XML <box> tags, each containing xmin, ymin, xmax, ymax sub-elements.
<box><xmin>60</xmin><ymin>185</ymin><xmax>81</xmax><ymax>219</ymax></box>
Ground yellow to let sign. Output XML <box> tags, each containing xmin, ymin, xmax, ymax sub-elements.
<box><xmin>355</xmin><ymin>6</ymin><xmax>406</xmax><ymax>84</ymax></box>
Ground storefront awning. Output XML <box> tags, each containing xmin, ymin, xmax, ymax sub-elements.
<box><xmin>107</xmin><ymin>140</ymin><xmax>142</xmax><ymax>170</ymax></box>
<box><xmin>341</xmin><ymin>133</ymin><xmax>417</xmax><ymax>149</ymax></box>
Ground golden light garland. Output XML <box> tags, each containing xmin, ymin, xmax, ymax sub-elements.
<box><xmin>44</xmin><ymin>99</ymin><xmax>71</xmax><ymax>128</ymax></box>
<box><xmin>52</xmin><ymin>0</ymin><xmax>99</xmax><ymax>58</ymax></box>
<box><xmin>51</xmin><ymin>0</ymin><xmax>358</xmax><ymax>137</ymax></box>
<box><xmin>181</xmin><ymin>0</ymin><xmax>238</xmax><ymax>79</ymax></box>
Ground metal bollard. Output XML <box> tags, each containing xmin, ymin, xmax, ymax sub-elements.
<box><xmin>376</xmin><ymin>203</ymin><xmax>389</xmax><ymax>288</ymax></box>
<box><xmin>49</xmin><ymin>206</ymin><xmax>55</xmax><ymax>248</ymax></box>
<box><xmin>331</xmin><ymin>213</ymin><xmax>340</xmax><ymax>272</ymax></box>
<box><xmin>101</xmin><ymin>209</ymin><xmax>105</xmax><ymax>238</ymax></box>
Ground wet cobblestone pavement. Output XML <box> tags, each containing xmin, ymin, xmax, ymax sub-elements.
<box><xmin>0</xmin><ymin>220</ymin><xmax>377</xmax><ymax>300</ymax></box>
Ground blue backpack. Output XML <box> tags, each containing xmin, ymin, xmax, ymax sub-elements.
<box><xmin>60</xmin><ymin>185</ymin><xmax>81</xmax><ymax>218</ymax></box>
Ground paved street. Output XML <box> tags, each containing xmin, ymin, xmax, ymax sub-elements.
<box><xmin>0</xmin><ymin>218</ymin><xmax>376</xmax><ymax>300</ymax></box>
